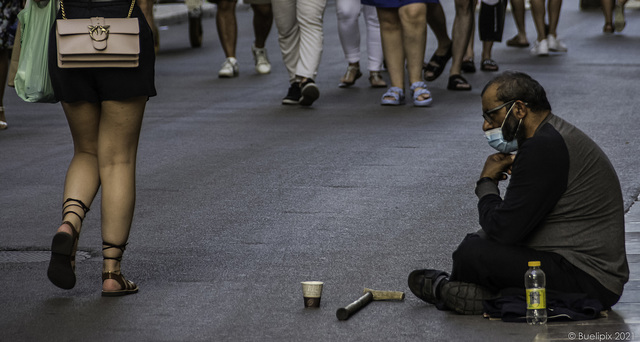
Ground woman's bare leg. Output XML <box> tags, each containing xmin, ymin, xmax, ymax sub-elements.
<box><xmin>426</xmin><ymin>3</ymin><xmax>452</xmax><ymax>56</ymax></box>
<box><xmin>546</xmin><ymin>0</ymin><xmax>562</xmax><ymax>37</ymax></box>
<box><xmin>58</xmin><ymin>101</ymin><xmax>102</xmax><ymax>235</ymax></box>
<box><xmin>377</xmin><ymin>7</ymin><xmax>405</xmax><ymax>92</ymax></box>
<box><xmin>530</xmin><ymin>0</ymin><xmax>547</xmax><ymax>42</ymax></box>
<box><xmin>399</xmin><ymin>3</ymin><xmax>429</xmax><ymax>101</ymax></box>
<box><xmin>97</xmin><ymin>97</ymin><xmax>146</xmax><ymax>291</ymax></box>
<box><xmin>450</xmin><ymin>0</ymin><xmax>474</xmax><ymax>76</ymax></box>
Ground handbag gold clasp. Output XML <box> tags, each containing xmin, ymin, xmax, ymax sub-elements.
<box><xmin>88</xmin><ymin>25</ymin><xmax>110</xmax><ymax>42</ymax></box>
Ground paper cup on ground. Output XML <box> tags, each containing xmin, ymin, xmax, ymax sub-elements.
<box><xmin>301</xmin><ymin>281</ymin><xmax>323</xmax><ymax>308</ymax></box>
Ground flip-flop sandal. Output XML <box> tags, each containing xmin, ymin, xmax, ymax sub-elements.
<box><xmin>447</xmin><ymin>75</ymin><xmax>472</xmax><ymax>91</ymax></box>
<box><xmin>461</xmin><ymin>60</ymin><xmax>476</xmax><ymax>73</ymax></box>
<box><xmin>506</xmin><ymin>35</ymin><xmax>530</xmax><ymax>48</ymax></box>
<box><xmin>410</xmin><ymin>81</ymin><xmax>432</xmax><ymax>107</ymax></box>
<box><xmin>481</xmin><ymin>59</ymin><xmax>499</xmax><ymax>72</ymax></box>
<box><xmin>381</xmin><ymin>87</ymin><xmax>405</xmax><ymax>106</ymax></box>
<box><xmin>423</xmin><ymin>45</ymin><xmax>452</xmax><ymax>82</ymax></box>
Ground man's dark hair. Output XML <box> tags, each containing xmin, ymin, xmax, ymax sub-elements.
<box><xmin>481</xmin><ymin>71</ymin><xmax>552</xmax><ymax>112</ymax></box>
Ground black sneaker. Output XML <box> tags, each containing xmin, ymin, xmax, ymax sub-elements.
<box><xmin>440</xmin><ymin>281</ymin><xmax>498</xmax><ymax>315</ymax></box>
<box><xmin>408</xmin><ymin>269</ymin><xmax>449</xmax><ymax>305</ymax></box>
<box><xmin>282</xmin><ymin>82</ymin><xmax>301</xmax><ymax>105</ymax></box>
<box><xmin>299</xmin><ymin>79</ymin><xmax>320</xmax><ymax>106</ymax></box>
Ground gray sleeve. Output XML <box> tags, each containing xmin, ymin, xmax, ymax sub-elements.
<box><xmin>475</xmin><ymin>178</ymin><xmax>500</xmax><ymax>199</ymax></box>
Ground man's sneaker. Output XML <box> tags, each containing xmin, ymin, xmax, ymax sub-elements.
<box><xmin>440</xmin><ymin>281</ymin><xmax>498</xmax><ymax>315</ymax></box>
<box><xmin>547</xmin><ymin>34</ymin><xmax>567</xmax><ymax>52</ymax></box>
<box><xmin>282</xmin><ymin>82</ymin><xmax>301</xmax><ymax>105</ymax></box>
<box><xmin>530</xmin><ymin>39</ymin><xmax>549</xmax><ymax>56</ymax></box>
<box><xmin>408</xmin><ymin>269</ymin><xmax>449</xmax><ymax>306</ymax></box>
<box><xmin>614</xmin><ymin>4</ymin><xmax>626</xmax><ymax>32</ymax></box>
<box><xmin>299</xmin><ymin>79</ymin><xmax>320</xmax><ymax>106</ymax></box>
<box><xmin>252</xmin><ymin>45</ymin><xmax>271</xmax><ymax>74</ymax></box>
<box><xmin>218</xmin><ymin>57</ymin><xmax>239</xmax><ymax>78</ymax></box>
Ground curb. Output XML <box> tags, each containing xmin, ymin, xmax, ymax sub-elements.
<box><xmin>153</xmin><ymin>3</ymin><xmax>217</xmax><ymax>27</ymax></box>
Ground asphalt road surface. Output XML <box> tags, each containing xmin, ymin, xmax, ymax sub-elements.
<box><xmin>1</xmin><ymin>1</ymin><xmax>639</xmax><ymax>341</ymax></box>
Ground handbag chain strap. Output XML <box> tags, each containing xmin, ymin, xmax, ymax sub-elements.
<box><xmin>60</xmin><ymin>0</ymin><xmax>137</xmax><ymax>20</ymax></box>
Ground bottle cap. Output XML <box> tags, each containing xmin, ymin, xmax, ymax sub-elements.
<box><xmin>528</xmin><ymin>261</ymin><xmax>541</xmax><ymax>267</ymax></box>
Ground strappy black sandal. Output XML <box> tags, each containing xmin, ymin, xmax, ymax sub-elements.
<box><xmin>102</xmin><ymin>242</ymin><xmax>138</xmax><ymax>297</ymax></box>
<box><xmin>447</xmin><ymin>75</ymin><xmax>472</xmax><ymax>91</ymax></box>
<box><xmin>481</xmin><ymin>59</ymin><xmax>499</xmax><ymax>72</ymax></box>
<box><xmin>461</xmin><ymin>59</ymin><xmax>476</xmax><ymax>73</ymax></box>
<box><xmin>47</xmin><ymin>198</ymin><xmax>90</xmax><ymax>290</ymax></box>
<box><xmin>423</xmin><ymin>45</ymin><xmax>452</xmax><ymax>82</ymax></box>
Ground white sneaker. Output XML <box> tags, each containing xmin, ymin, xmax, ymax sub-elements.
<box><xmin>530</xmin><ymin>39</ymin><xmax>549</xmax><ymax>56</ymax></box>
<box><xmin>547</xmin><ymin>35</ymin><xmax>567</xmax><ymax>52</ymax></box>
<box><xmin>614</xmin><ymin>4</ymin><xmax>626</xmax><ymax>32</ymax></box>
<box><xmin>252</xmin><ymin>45</ymin><xmax>271</xmax><ymax>74</ymax></box>
<box><xmin>218</xmin><ymin>57</ymin><xmax>239</xmax><ymax>78</ymax></box>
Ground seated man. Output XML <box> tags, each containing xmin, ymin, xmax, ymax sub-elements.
<box><xmin>408</xmin><ymin>71</ymin><xmax>629</xmax><ymax>315</ymax></box>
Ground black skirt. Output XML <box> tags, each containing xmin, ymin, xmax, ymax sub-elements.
<box><xmin>48</xmin><ymin>1</ymin><xmax>157</xmax><ymax>103</ymax></box>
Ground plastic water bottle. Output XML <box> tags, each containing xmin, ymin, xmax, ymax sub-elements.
<box><xmin>525</xmin><ymin>261</ymin><xmax>547</xmax><ymax>325</ymax></box>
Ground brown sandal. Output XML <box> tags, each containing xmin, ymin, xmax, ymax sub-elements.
<box><xmin>506</xmin><ymin>35</ymin><xmax>530</xmax><ymax>48</ymax></box>
<box><xmin>102</xmin><ymin>271</ymin><xmax>139</xmax><ymax>297</ymax></box>
<box><xmin>102</xmin><ymin>241</ymin><xmax>138</xmax><ymax>297</ymax></box>
<box><xmin>339</xmin><ymin>65</ymin><xmax>362</xmax><ymax>88</ymax></box>
<box><xmin>47</xmin><ymin>198</ymin><xmax>90</xmax><ymax>290</ymax></box>
<box><xmin>368</xmin><ymin>71</ymin><xmax>387</xmax><ymax>88</ymax></box>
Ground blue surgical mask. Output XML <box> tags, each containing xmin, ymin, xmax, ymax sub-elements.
<box><xmin>485</xmin><ymin>102</ymin><xmax>521</xmax><ymax>153</ymax></box>
<box><xmin>485</xmin><ymin>127</ymin><xmax>518</xmax><ymax>153</ymax></box>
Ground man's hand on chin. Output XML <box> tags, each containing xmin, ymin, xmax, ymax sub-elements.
<box><xmin>481</xmin><ymin>153</ymin><xmax>516</xmax><ymax>183</ymax></box>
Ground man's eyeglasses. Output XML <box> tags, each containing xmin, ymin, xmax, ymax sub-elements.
<box><xmin>482</xmin><ymin>100</ymin><xmax>517</xmax><ymax>125</ymax></box>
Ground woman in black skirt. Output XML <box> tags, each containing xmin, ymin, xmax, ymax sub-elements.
<box><xmin>42</xmin><ymin>0</ymin><xmax>156</xmax><ymax>296</ymax></box>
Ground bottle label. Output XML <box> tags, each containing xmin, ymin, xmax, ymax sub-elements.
<box><xmin>526</xmin><ymin>288</ymin><xmax>546</xmax><ymax>309</ymax></box>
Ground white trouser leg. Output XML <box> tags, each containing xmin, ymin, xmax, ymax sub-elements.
<box><xmin>336</xmin><ymin>0</ymin><xmax>362</xmax><ymax>64</ymax></box>
<box><xmin>272</xmin><ymin>0</ymin><xmax>300</xmax><ymax>82</ymax></box>
<box><xmin>295</xmin><ymin>0</ymin><xmax>327</xmax><ymax>79</ymax></box>
<box><xmin>363</xmin><ymin>4</ymin><xmax>384</xmax><ymax>72</ymax></box>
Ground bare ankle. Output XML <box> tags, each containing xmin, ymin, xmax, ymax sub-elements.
<box><xmin>57</xmin><ymin>222</ymin><xmax>75</xmax><ymax>235</ymax></box>
<box><xmin>103</xmin><ymin>278</ymin><xmax>121</xmax><ymax>291</ymax></box>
